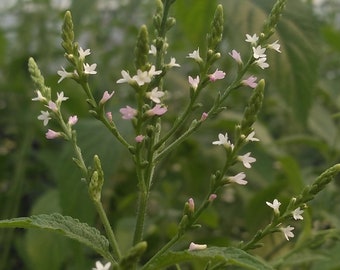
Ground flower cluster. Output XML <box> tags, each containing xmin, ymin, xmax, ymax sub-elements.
<box><xmin>266</xmin><ymin>198</ymin><xmax>304</xmax><ymax>241</ymax></box>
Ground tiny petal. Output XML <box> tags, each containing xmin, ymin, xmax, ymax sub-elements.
<box><xmin>255</xmin><ymin>58</ymin><xmax>269</xmax><ymax>69</ymax></box>
<box><xmin>32</xmin><ymin>90</ymin><xmax>46</xmax><ymax>102</ymax></box>
<box><xmin>46</xmin><ymin>129</ymin><xmax>61</xmax><ymax>139</ymax></box>
<box><xmin>37</xmin><ymin>111</ymin><xmax>51</xmax><ymax>126</ymax></box>
<box><xmin>245</xmin><ymin>131</ymin><xmax>260</xmax><ymax>142</ymax></box>
<box><xmin>280</xmin><ymin>225</ymin><xmax>295</xmax><ymax>241</ymax></box>
<box><xmin>208</xmin><ymin>194</ymin><xmax>217</xmax><ymax>202</ymax></box>
<box><xmin>212</xmin><ymin>133</ymin><xmax>234</xmax><ymax>149</ymax></box>
<box><xmin>229</xmin><ymin>49</ymin><xmax>242</xmax><ymax>64</ymax></box>
<box><xmin>168</xmin><ymin>57</ymin><xmax>180</xmax><ymax>67</ymax></box>
<box><xmin>56</xmin><ymin>91</ymin><xmax>69</xmax><ymax>104</ymax></box>
<box><xmin>135</xmin><ymin>135</ymin><xmax>145</xmax><ymax>143</ymax></box>
<box><xmin>92</xmin><ymin>261</ymin><xmax>111</xmax><ymax>270</ymax></box>
<box><xmin>46</xmin><ymin>100</ymin><xmax>58</xmax><ymax>112</ymax></box>
<box><xmin>188</xmin><ymin>198</ymin><xmax>195</xmax><ymax>212</ymax></box>
<box><xmin>268</xmin><ymin>40</ymin><xmax>281</xmax><ymax>53</ymax></box>
<box><xmin>149</xmin><ymin>45</ymin><xmax>157</xmax><ymax>56</ymax></box>
<box><xmin>147</xmin><ymin>104</ymin><xmax>167</xmax><ymax>116</ymax></box>
<box><xmin>266</xmin><ymin>199</ymin><xmax>281</xmax><ymax>214</ymax></box>
<box><xmin>200</xmin><ymin>112</ymin><xmax>208</xmax><ymax>121</ymax></box>
<box><xmin>57</xmin><ymin>67</ymin><xmax>74</xmax><ymax>83</ymax></box>
<box><xmin>78</xmin><ymin>47</ymin><xmax>91</xmax><ymax>59</ymax></box>
<box><xmin>188</xmin><ymin>75</ymin><xmax>200</xmax><ymax>90</ymax></box>
<box><xmin>117</xmin><ymin>70</ymin><xmax>134</xmax><ymax>84</ymax></box>
<box><xmin>252</xmin><ymin>46</ymin><xmax>266</xmax><ymax>59</ymax></box>
<box><xmin>245</xmin><ymin>33</ymin><xmax>259</xmax><ymax>44</ymax></box>
<box><xmin>187</xmin><ymin>48</ymin><xmax>202</xmax><ymax>62</ymax></box>
<box><xmin>119</xmin><ymin>105</ymin><xmax>137</xmax><ymax>120</ymax></box>
<box><xmin>146</xmin><ymin>87</ymin><xmax>165</xmax><ymax>103</ymax></box>
<box><xmin>242</xmin><ymin>76</ymin><xmax>258</xmax><ymax>88</ymax></box>
<box><xmin>148</xmin><ymin>65</ymin><xmax>162</xmax><ymax>77</ymax></box>
<box><xmin>208</xmin><ymin>69</ymin><xmax>226</xmax><ymax>82</ymax></box>
<box><xmin>189</xmin><ymin>242</ymin><xmax>207</xmax><ymax>251</ymax></box>
<box><xmin>83</xmin><ymin>63</ymin><xmax>97</xmax><ymax>74</ymax></box>
<box><xmin>133</xmin><ymin>69</ymin><xmax>151</xmax><ymax>86</ymax></box>
<box><xmin>100</xmin><ymin>91</ymin><xmax>115</xmax><ymax>104</ymax></box>
<box><xmin>68</xmin><ymin>115</ymin><xmax>78</xmax><ymax>126</ymax></box>
<box><xmin>238</xmin><ymin>152</ymin><xmax>256</xmax><ymax>168</ymax></box>
<box><xmin>228</xmin><ymin>172</ymin><xmax>248</xmax><ymax>185</ymax></box>
<box><xmin>292</xmin><ymin>207</ymin><xmax>304</xmax><ymax>220</ymax></box>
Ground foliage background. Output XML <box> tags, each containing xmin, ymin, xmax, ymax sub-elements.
<box><xmin>0</xmin><ymin>0</ymin><xmax>340</xmax><ymax>269</ymax></box>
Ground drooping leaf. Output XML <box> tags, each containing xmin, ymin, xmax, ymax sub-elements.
<box><xmin>144</xmin><ymin>247</ymin><xmax>273</xmax><ymax>270</ymax></box>
<box><xmin>0</xmin><ymin>213</ymin><xmax>113</xmax><ymax>261</ymax></box>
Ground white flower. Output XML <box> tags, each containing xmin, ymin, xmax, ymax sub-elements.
<box><xmin>268</xmin><ymin>40</ymin><xmax>281</xmax><ymax>53</ymax></box>
<box><xmin>116</xmin><ymin>70</ymin><xmax>134</xmax><ymax>84</ymax></box>
<box><xmin>187</xmin><ymin>48</ymin><xmax>202</xmax><ymax>62</ymax></box>
<box><xmin>133</xmin><ymin>69</ymin><xmax>151</xmax><ymax>86</ymax></box>
<box><xmin>188</xmin><ymin>75</ymin><xmax>200</xmax><ymax>90</ymax></box>
<box><xmin>46</xmin><ymin>100</ymin><xmax>58</xmax><ymax>112</ymax></box>
<box><xmin>252</xmin><ymin>45</ymin><xmax>266</xmax><ymax>59</ymax></box>
<box><xmin>238</xmin><ymin>152</ymin><xmax>256</xmax><ymax>168</ymax></box>
<box><xmin>37</xmin><ymin>111</ymin><xmax>51</xmax><ymax>126</ymax></box>
<box><xmin>212</xmin><ymin>133</ymin><xmax>234</xmax><ymax>149</ymax></box>
<box><xmin>292</xmin><ymin>207</ymin><xmax>304</xmax><ymax>220</ymax></box>
<box><xmin>229</xmin><ymin>50</ymin><xmax>242</xmax><ymax>64</ymax></box>
<box><xmin>148</xmin><ymin>65</ymin><xmax>162</xmax><ymax>77</ymax></box>
<box><xmin>83</xmin><ymin>63</ymin><xmax>97</xmax><ymax>74</ymax></box>
<box><xmin>32</xmin><ymin>90</ymin><xmax>46</xmax><ymax>102</ymax></box>
<box><xmin>56</xmin><ymin>91</ymin><xmax>69</xmax><ymax>105</ymax></box>
<box><xmin>57</xmin><ymin>67</ymin><xmax>74</xmax><ymax>83</ymax></box>
<box><xmin>245</xmin><ymin>131</ymin><xmax>260</xmax><ymax>142</ymax></box>
<box><xmin>255</xmin><ymin>57</ymin><xmax>269</xmax><ymax>69</ymax></box>
<box><xmin>149</xmin><ymin>45</ymin><xmax>157</xmax><ymax>56</ymax></box>
<box><xmin>245</xmin><ymin>33</ymin><xmax>259</xmax><ymax>44</ymax></box>
<box><xmin>146</xmin><ymin>87</ymin><xmax>164</xmax><ymax>103</ymax></box>
<box><xmin>92</xmin><ymin>261</ymin><xmax>111</xmax><ymax>270</ymax></box>
<box><xmin>188</xmin><ymin>242</ymin><xmax>207</xmax><ymax>251</ymax></box>
<box><xmin>168</xmin><ymin>57</ymin><xmax>180</xmax><ymax>67</ymax></box>
<box><xmin>228</xmin><ymin>172</ymin><xmax>247</xmax><ymax>185</ymax></box>
<box><xmin>266</xmin><ymin>199</ymin><xmax>281</xmax><ymax>214</ymax></box>
<box><xmin>78</xmin><ymin>47</ymin><xmax>91</xmax><ymax>59</ymax></box>
<box><xmin>280</xmin><ymin>225</ymin><xmax>295</xmax><ymax>241</ymax></box>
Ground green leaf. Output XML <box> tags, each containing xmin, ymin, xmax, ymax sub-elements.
<box><xmin>0</xmin><ymin>213</ymin><xmax>113</xmax><ymax>261</ymax></box>
<box><xmin>144</xmin><ymin>247</ymin><xmax>273</xmax><ymax>270</ymax></box>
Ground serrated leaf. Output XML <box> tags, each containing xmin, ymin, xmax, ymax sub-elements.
<box><xmin>0</xmin><ymin>213</ymin><xmax>113</xmax><ymax>261</ymax></box>
<box><xmin>144</xmin><ymin>247</ymin><xmax>273</xmax><ymax>270</ymax></box>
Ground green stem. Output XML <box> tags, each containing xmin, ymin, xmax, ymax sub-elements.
<box><xmin>93</xmin><ymin>200</ymin><xmax>122</xmax><ymax>260</ymax></box>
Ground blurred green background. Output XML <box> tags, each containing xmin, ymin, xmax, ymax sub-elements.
<box><xmin>1</xmin><ymin>0</ymin><xmax>340</xmax><ymax>269</ymax></box>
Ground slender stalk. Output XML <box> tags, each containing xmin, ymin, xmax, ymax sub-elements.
<box><xmin>93</xmin><ymin>200</ymin><xmax>122</xmax><ymax>260</ymax></box>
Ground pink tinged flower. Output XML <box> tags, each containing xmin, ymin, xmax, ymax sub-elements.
<box><xmin>106</xmin><ymin>112</ymin><xmax>113</xmax><ymax>122</ymax></box>
<box><xmin>78</xmin><ymin>47</ymin><xmax>91</xmax><ymax>59</ymax></box>
<box><xmin>133</xmin><ymin>70</ymin><xmax>151</xmax><ymax>86</ymax></box>
<box><xmin>37</xmin><ymin>111</ymin><xmax>51</xmax><ymax>126</ymax></box>
<box><xmin>188</xmin><ymin>75</ymin><xmax>200</xmax><ymax>90</ymax></box>
<box><xmin>242</xmin><ymin>76</ymin><xmax>258</xmax><ymax>88</ymax></box>
<box><xmin>238</xmin><ymin>152</ymin><xmax>256</xmax><ymax>168</ymax></box>
<box><xmin>168</xmin><ymin>57</ymin><xmax>180</xmax><ymax>67</ymax></box>
<box><xmin>56</xmin><ymin>91</ymin><xmax>69</xmax><ymax>104</ymax></box>
<box><xmin>280</xmin><ymin>225</ymin><xmax>295</xmax><ymax>241</ymax></box>
<box><xmin>116</xmin><ymin>70</ymin><xmax>134</xmax><ymax>84</ymax></box>
<box><xmin>188</xmin><ymin>242</ymin><xmax>207</xmax><ymax>251</ymax></box>
<box><xmin>228</xmin><ymin>49</ymin><xmax>242</xmax><ymax>64</ymax></box>
<box><xmin>147</xmin><ymin>104</ymin><xmax>167</xmax><ymax>116</ymax></box>
<box><xmin>83</xmin><ymin>63</ymin><xmax>97</xmax><ymax>74</ymax></box>
<box><xmin>100</xmin><ymin>90</ymin><xmax>115</xmax><ymax>104</ymax></box>
<box><xmin>212</xmin><ymin>133</ymin><xmax>234</xmax><ymax>149</ymax></box>
<box><xmin>245</xmin><ymin>131</ymin><xmax>260</xmax><ymax>142</ymax></box>
<box><xmin>149</xmin><ymin>45</ymin><xmax>157</xmax><ymax>56</ymax></box>
<box><xmin>228</xmin><ymin>172</ymin><xmax>248</xmax><ymax>185</ymax></box>
<box><xmin>68</xmin><ymin>115</ymin><xmax>78</xmax><ymax>126</ymax></box>
<box><xmin>92</xmin><ymin>261</ymin><xmax>111</xmax><ymax>270</ymax></box>
<box><xmin>188</xmin><ymin>198</ymin><xmax>195</xmax><ymax>212</ymax></box>
<box><xmin>45</xmin><ymin>129</ymin><xmax>61</xmax><ymax>139</ymax></box>
<box><xmin>147</xmin><ymin>87</ymin><xmax>164</xmax><ymax>103</ymax></box>
<box><xmin>255</xmin><ymin>58</ymin><xmax>269</xmax><ymax>69</ymax></box>
<box><xmin>266</xmin><ymin>199</ymin><xmax>281</xmax><ymax>214</ymax></box>
<box><xmin>32</xmin><ymin>90</ymin><xmax>46</xmax><ymax>102</ymax></box>
<box><xmin>57</xmin><ymin>67</ymin><xmax>74</xmax><ymax>83</ymax></box>
<box><xmin>46</xmin><ymin>100</ymin><xmax>58</xmax><ymax>112</ymax></box>
<box><xmin>252</xmin><ymin>45</ymin><xmax>266</xmax><ymax>59</ymax></box>
<box><xmin>187</xmin><ymin>48</ymin><xmax>202</xmax><ymax>62</ymax></box>
<box><xmin>268</xmin><ymin>40</ymin><xmax>281</xmax><ymax>53</ymax></box>
<box><xmin>135</xmin><ymin>135</ymin><xmax>145</xmax><ymax>143</ymax></box>
<box><xmin>148</xmin><ymin>65</ymin><xmax>162</xmax><ymax>77</ymax></box>
<box><xmin>208</xmin><ymin>69</ymin><xmax>226</xmax><ymax>82</ymax></box>
<box><xmin>292</xmin><ymin>207</ymin><xmax>304</xmax><ymax>220</ymax></box>
<box><xmin>208</xmin><ymin>194</ymin><xmax>217</xmax><ymax>202</ymax></box>
<box><xmin>200</xmin><ymin>112</ymin><xmax>208</xmax><ymax>121</ymax></box>
<box><xmin>119</xmin><ymin>105</ymin><xmax>137</xmax><ymax>120</ymax></box>
<box><xmin>245</xmin><ymin>33</ymin><xmax>259</xmax><ymax>44</ymax></box>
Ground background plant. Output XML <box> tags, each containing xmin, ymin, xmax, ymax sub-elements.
<box><xmin>0</xmin><ymin>0</ymin><xmax>340</xmax><ymax>269</ymax></box>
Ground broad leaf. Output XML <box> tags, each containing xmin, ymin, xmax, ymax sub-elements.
<box><xmin>144</xmin><ymin>247</ymin><xmax>273</xmax><ymax>270</ymax></box>
<box><xmin>0</xmin><ymin>213</ymin><xmax>113</xmax><ymax>261</ymax></box>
